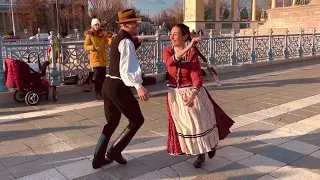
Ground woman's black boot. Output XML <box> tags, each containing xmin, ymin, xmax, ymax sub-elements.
<box><xmin>193</xmin><ymin>154</ymin><xmax>205</xmax><ymax>168</ymax></box>
<box><xmin>208</xmin><ymin>148</ymin><xmax>216</xmax><ymax>159</ymax></box>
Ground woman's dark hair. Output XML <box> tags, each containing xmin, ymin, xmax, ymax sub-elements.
<box><xmin>173</xmin><ymin>24</ymin><xmax>218</xmax><ymax>75</ymax></box>
<box><xmin>176</xmin><ymin>24</ymin><xmax>191</xmax><ymax>42</ymax></box>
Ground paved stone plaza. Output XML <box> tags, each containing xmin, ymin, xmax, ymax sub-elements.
<box><xmin>0</xmin><ymin>59</ymin><xmax>320</xmax><ymax>180</ymax></box>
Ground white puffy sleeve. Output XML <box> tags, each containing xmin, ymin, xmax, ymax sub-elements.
<box><xmin>118</xmin><ymin>39</ymin><xmax>143</xmax><ymax>90</ymax></box>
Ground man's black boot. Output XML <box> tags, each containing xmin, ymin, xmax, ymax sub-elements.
<box><xmin>92</xmin><ymin>134</ymin><xmax>113</xmax><ymax>169</ymax></box>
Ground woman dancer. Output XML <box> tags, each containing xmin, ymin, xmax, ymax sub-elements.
<box><xmin>163</xmin><ymin>24</ymin><xmax>234</xmax><ymax>168</ymax></box>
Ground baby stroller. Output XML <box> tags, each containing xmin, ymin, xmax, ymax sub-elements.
<box><xmin>4</xmin><ymin>52</ymin><xmax>58</xmax><ymax>105</ymax></box>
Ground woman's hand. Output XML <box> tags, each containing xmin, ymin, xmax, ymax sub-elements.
<box><xmin>189</xmin><ymin>37</ymin><xmax>202</xmax><ymax>48</ymax></box>
<box><xmin>175</xmin><ymin>37</ymin><xmax>201</xmax><ymax>60</ymax></box>
<box><xmin>184</xmin><ymin>91</ymin><xmax>198</xmax><ymax>107</ymax></box>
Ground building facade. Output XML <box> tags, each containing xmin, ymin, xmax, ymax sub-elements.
<box><xmin>0</xmin><ymin>0</ymin><xmax>89</xmax><ymax>37</ymax></box>
<box><xmin>0</xmin><ymin>0</ymin><xmax>16</xmax><ymax>35</ymax></box>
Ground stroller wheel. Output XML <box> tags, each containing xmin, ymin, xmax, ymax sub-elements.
<box><xmin>52</xmin><ymin>87</ymin><xmax>58</xmax><ymax>101</ymax></box>
<box><xmin>25</xmin><ymin>91</ymin><xmax>40</xmax><ymax>106</ymax></box>
<box><xmin>13</xmin><ymin>90</ymin><xmax>26</xmax><ymax>102</ymax></box>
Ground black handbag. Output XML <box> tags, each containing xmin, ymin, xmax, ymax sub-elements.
<box><xmin>78</xmin><ymin>72</ymin><xmax>94</xmax><ymax>92</ymax></box>
<box><xmin>64</xmin><ymin>75</ymin><xmax>78</xmax><ymax>85</ymax></box>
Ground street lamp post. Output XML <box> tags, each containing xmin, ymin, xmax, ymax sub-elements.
<box><xmin>56</xmin><ymin>0</ymin><xmax>59</xmax><ymax>35</ymax></box>
<box><xmin>10</xmin><ymin>0</ymin><xmax>16</xmax><ymax>36</ymax></box>
<box><xmin>183</xmin><ymin>0</ymin><xmax>185</xmax><ymax>21</ymax></box>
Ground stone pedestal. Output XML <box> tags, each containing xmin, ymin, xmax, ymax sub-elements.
<box><xmin>246</xmin><ymin>0</ymin><xmax>320</xmax><ymax>35</ymax></box>
<box><xmin>309</xmin><ymin>0</ymin><xmax>320</xmax><ymax>5</ymax></box>
<box><xmin>256</xmin><ymin>1</ymin><xmax>320</xmax><ymax>33</ymax></box>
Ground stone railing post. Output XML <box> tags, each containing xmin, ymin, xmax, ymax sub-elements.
<box><xmin>312</xmin><ymin>28</ymin><xmax>316</xmax><ymax>56</ymax></box>
<box><xmin>49</xmin><ymin>31</ymin><xmax>60</xmax><ymax>86</ymax></box>
<box><xmin>298</xmin><ymin>28</ymin><xmax>304</xmax><ymax>58</ymax></box>
<box><xmin>209</xmin><ymin>29</ymin><xmax>215</xmax><ymax>65</ymax></box>
<box><xmin>268</xmin><ymin>28</ymin><xmax>273</xmax><ymax>61</ymax></box>
<box><xmin>0</xmin><ymin>37</ymin><xmax>8</xmax><ymax>92</ymax></box>
<box><xmin>250</xmin><ymin>30</ymin><xmax>256</xmax><ymax>63</ymax></box>
<box><xmin>156</xmin><ymin>30</ymin><xmax>164</xmax><ymax>74</ymax></box>
<box><xmin>284</xmin><ymin>29</ymin><xmax>289</xmax><ymax>60</ymax></box>
<box><xmin>230</xmin><ymin>29</ymin><xmax>237</xmax><ymax>65</ymax></box>
<box><xmin>74</xmin><ymin>29</ymin><xmax>78</xmax><ymax>39</ymax></box>
<box><xmin>37</xmin><ymin>28</ymin><xmax>40</xmax><ymax>42</ymax></box>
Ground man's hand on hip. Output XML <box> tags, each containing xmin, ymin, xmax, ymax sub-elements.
<box><xmin>137</xmin><ymin>87</ymin><xmax>150</xmax><ymax>101</ymax></box>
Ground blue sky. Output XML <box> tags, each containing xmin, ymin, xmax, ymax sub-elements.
<box><xmin>132</xmin><ymin>0</ymin><xmax>286</xmax><ymax>16</ymax></box>
<box><xmin>132</xmin><ymin>0</ymin><xmax>183</xmax><ymax>16</ymax></box>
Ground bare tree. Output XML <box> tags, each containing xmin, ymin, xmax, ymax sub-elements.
<box><xmin>88</xmin><ymin>0</ymin><xmax>130</xmax><ymax>31</ymax></box>
<box><xmin>152</xmin><ymin>10</ymin><xmax>173</xmax><ymax>29</ymax></box>
<box><xmin>152</xmin><ymin>11</ymin><xmax>166</xmax><ymax>27</ymax></box>
<box><xmin>15</xmin><ymin>0</ymin><xmax>50</xmax><ymax>34</ymax></box>
<box><xmin>168</xmin><ymin>1</ymin><xmax>184</xmax><ymax>24</ymax></box>
<box><xmin>58</xmin><ymin>0</ymin><xmax>89</xmax><ymax>35</ymax></box>
<box><xmin>152</xmin><ymin>0</ymin><xmax>183</xmax><ymax>30</ymax></box>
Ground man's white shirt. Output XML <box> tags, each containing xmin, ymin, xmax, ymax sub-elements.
<box><xmin>106</xmin><ymin>39</ymin><xmax>143</xmax><ymax>90</ymax></box>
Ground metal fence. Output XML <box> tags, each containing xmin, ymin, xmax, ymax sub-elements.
<box><xmin>1</xmin><ymin>28</ymin><xmax>319</xmax><ymax>86</ymax></box>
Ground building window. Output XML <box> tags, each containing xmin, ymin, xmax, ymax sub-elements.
<box><xmin>205</xmin><ymin>23</ymin><xmax>215</xmax><ymax>29</ymax></box>
<box><xmin>222</xmin><ymin>23</ymin><xmax>232</xmax><ymax>29</ymax></box>
<box><xmin>240</xmin><ymin>23</ymin><xmax>250</xmax><ymax>29</ymax></box>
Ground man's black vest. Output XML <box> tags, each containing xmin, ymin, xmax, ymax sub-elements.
<box><xmin>108</xmin><ymin>29</ymin><xmax>133</xmax><ymax>77</ymax></box>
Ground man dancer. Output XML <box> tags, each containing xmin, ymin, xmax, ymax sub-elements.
<box><xmin>92</xmin><ymin>9</ymin><xmax>150</xmax><ymax>169</ymax></box>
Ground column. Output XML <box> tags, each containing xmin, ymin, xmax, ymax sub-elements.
<box><xmin>15</xmin><ymin>15</ymin><xmax>19</xmax><ymax>31</ymax></box>
<box><xmin>9</xmin><ymin>13</ymin><xmax>12</xmax><ymax>30</ymax></box>
<box><xmin>251</xmin><ymin>0</ymin><xmax>257</xmax><ymax>21</ymax></box>
<box><xmin>292</xmin><ymin>0</ymin><xmax>297</xmax><ymax>5</ymax></box>
<box><xmin>214</xmin><ymin>0</ymin><xmax>220</xmax><ymax>21</ymax></box>
<box><xmin>2</xmin><ymin>13</ymin><xmax>6</xmax><ymax>31</ymax></box>
<box><xmin>232</xmin><ymin>0</ymin><xmax>239</xmax><ymax>21</ymax></box>
<box><xmin>183</xmin><ymin>0</ymin><xmax>204</xmax><ymax>30</ymax></box>
<box><xmin>271</xmin><ymin>0</ymin><xmax>277</xmax><ymax>8</ymax></box>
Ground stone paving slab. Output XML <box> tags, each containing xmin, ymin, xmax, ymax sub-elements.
<box><xmin>105</xmin><ymin>159</ymin><xmax>155</xmax><ymax>180</ymax></box>
<box><xmin>232</xmin><ymin>139</ymin><xmax>277</xmax><ymax>155</ymax></box>
<box><xmin>56</xmin><ymin>159</ymin><xmax>100</xmax><ymax>179</ymax></box>
<box><xmin>7</xmin><ymin>159</ymin><xmax>54</xmax><ymax>179</ymax></box>
<box><xmin>17</xmin><ymin>168</ymin><xmax>67</xmax><ymax>180</ymax></box>
<box><xmin>206</xmin><ymin>163</ymin><xmax>265</xmax><ymax>180</ymax></box>
<box><xmin>0</xmin><ymin>61</ymin><xmax>320</xmax><ymax>179</ymax></box>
